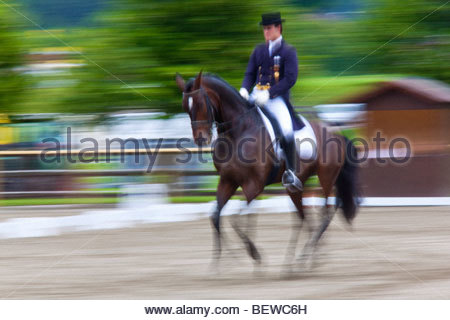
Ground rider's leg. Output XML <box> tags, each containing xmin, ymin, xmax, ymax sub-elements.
<box><xmin>263</xmin><ymin>97</ymin><xmax>302</xmax><ymax>191</ymax></box>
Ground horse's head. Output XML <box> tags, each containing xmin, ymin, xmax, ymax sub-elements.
<box><xmin>176</xmin><ymin>71</ymin><xmax>215</xmax><ymax>146</ymax></box>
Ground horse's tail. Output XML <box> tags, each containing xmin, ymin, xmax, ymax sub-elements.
<box><xmin>335</xmin><ymin>137</ymin><xmax>360</xmax><ymax>224</ymax></box>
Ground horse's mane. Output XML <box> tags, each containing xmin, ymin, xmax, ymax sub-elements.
<box><xmin>185</xmin><ymin>73</ymin><xmax>254</xmax><ymax>110</ymax></box>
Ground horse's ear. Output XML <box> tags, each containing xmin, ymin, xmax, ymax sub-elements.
<box><xmin>175</xmin><ymin>73</ymin><xmax>185</xmax><ymax>92</ymax></box>
<box><xmin>193</xmin><ymin>70</ymin><xmax>203</xmax><ymax>90</ymax></box>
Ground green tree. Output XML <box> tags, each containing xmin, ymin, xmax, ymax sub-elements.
<box><xmin>358</xmin><ymin>0</ymin><xmax>450</xmax><ymax>81</ymax></box>
<box><xmin>0</xmin><ymin>2</ymin><xmax>25</xmax><ymax>113</ymax></box>
<box><xmin>64</xmin><ymin>0</ymin><xmax>450</xmax><ymax>114</ymax></box>
<box><xmin>67</xmin><ymin>0</ymin><xmax>308</xmax><ymax>113</ymax></box>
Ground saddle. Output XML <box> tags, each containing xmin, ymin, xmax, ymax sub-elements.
<box><xmin>257</xmin><ymin>106</ymin><xmax>317</xmax><ymax>162</ymax></box>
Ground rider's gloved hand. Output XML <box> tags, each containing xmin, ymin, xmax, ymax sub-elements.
<box><xmin>254</xmin><ymin>89</ymin><xmax>269</xmax><ymax>106</ymax></box>
<box><xmin>239</xmin><ymin>88</ymin><xmax>249</xmax><ymax>101</ymax></box>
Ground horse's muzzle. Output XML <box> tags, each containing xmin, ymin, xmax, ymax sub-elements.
<box><xmin>193</xmin><ymin>130</ymin><xmax>211</xmax><ymax>146</ymax></box>
<box><xmin>194</xmin><ymin>136</ymin><xmax>211</xmax><ymax>146</ymax></box>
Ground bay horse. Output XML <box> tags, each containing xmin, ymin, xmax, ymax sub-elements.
<box><xmin>175</xmin><ymin>71</ymin><xmax>359</xmax><ymax>271</ymax></box>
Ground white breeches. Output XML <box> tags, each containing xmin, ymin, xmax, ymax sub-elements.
<box><xmin>250</xmin><ymin>90</ymin><xmax>293</xmax><ymax>137</ymax></box>
<box><xmin>251</xmin><ymin>90</ymin><xmax>318</xmax><ymax>161</ymax></box>
<box><xmin>263</xmin><ymin>97</ymin><xmax>294</xmax><ymax>137</ymax></box>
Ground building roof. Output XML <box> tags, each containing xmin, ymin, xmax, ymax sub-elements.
<box><xmin>341</xmin><ymin>78</ymin><xmax>450</xmax><ymax>104</ymax></box>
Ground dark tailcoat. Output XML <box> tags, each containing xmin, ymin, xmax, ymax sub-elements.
<box><xmin>242</xmin><ymin>40</ymin><xmax>304</xmax><ymax>130</ymax></box>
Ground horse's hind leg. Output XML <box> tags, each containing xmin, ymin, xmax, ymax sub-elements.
<box><xmin>298</xmin><ymin>168</ymin><xmax>339</xmax><ymax>269</ymax></box>
<box><xmin>300</xmin><ymin>203</ymin><xmax>334</xmax><ymax>262</ymax></box>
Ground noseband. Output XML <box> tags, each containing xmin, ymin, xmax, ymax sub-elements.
<box><xmin>183</xmin><ymin>87</ymin><xmax>216</xmax><ymax>128</ymax></box>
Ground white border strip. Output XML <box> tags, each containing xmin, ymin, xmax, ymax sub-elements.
<box><xmin>359</xmin><ymin>197</ymin><xmax>450</xmax><ymax>206</ymax></box>
<box><xmin>302</xmin><ymin>197</ymin><xmax>450</xmax><ymax>206</ymax></box>
<box><xmin>0</xmin><ymin>196</ymin><xmax>448</xmax><ymax>239</ymax></box>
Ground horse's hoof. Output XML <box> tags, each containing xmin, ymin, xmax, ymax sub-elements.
<box><xmin>248</xmin><ymin>241</ymin><xmax>262</xmax><ymax>262</ymax></box>
<box><xmin>251</xmin><ymin>250</ymin><xmax>262</xmax><ymax>263</ymax></box>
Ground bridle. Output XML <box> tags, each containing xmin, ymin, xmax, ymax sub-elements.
<box><xmin>183</xmin><ymin>87</ymin><xmax>217</xmax><ymax>128</ymax></box>
<box><xmin>183</xmin><ymin>85</ymin><xmax>258</xmax><ymax>133</ymax></box>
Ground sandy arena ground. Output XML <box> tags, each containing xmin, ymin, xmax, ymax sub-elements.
<box><xmin>0</xmin><ymin>205</ymin><xmax>449</xmax><ymax>299</ymax></box>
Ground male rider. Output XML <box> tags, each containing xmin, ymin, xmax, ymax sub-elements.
<box><xmin>240</xmin><ymin>12</ymin><xmax>304</xmax><ymax>191</ymax></box>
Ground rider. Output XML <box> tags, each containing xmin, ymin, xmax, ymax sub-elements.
<box><xmin>239</xmin><ymin>12</ymin><xmax>304</xmax><ymax>191</ymax></box>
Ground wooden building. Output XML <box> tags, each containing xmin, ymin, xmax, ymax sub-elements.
<box><xmin>341</xmin><ymin>78</ymin><xmax>450</xmax><ymax>198</ymax></box>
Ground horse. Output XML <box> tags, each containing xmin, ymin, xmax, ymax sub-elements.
<box><xmin>175</xmin><ymin>71</ymin><xmax>359</xmax><ymax>272</ymax></box>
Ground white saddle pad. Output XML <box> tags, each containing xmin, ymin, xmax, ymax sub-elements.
<box><xmin>257</xmin><ymin>108</ymin><xmax>318</xmax><ymax>161</ymax></box>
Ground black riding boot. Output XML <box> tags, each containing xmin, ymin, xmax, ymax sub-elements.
<box><xmin>280</xmin><ymin>135</ymin><xmax>303</xmax><ymax>192</ymax></box>
<box><xmin>259</xmin><ymin>107</ymin><xmax>302</xmax><ymax>192</ymax></box>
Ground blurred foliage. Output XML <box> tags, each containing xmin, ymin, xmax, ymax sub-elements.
<box><xmin>18</xmin><ymin>0</ymin><xmax>105</xmax><ymax>28</ymax></box>
<box><xmin>292</xmin><ymin>74</ymin><xmax>398</xmax><ymax>105</ymax></box>
<box><xmin>0</xmin><ymin>197</ymin><xmax>119</xmax><ymax>206</ymax></box>
<box><xmin>64</xmin><ymin>0</ymin><xmax>369</xmax><ymax>113</ymax></box>
<box><xmin>1</xmin><ymin>0</ymin><xmax>449</xmax><ymax>114</ymax></box>
<box><xmin>0</xmin><ymin>2</ymin><xmax>25</xmax><ymax>113</ymax></box>
<box><xmin>359</xmin><ymin>0</ymin><xmax>450</xmax><ymax>81</ymax></box>
<box><xmin>66</xmin><ymin>0</ymin><xmax>283</xmax><ymax>113</ymax></box>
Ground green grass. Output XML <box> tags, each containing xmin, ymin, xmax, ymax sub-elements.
<box><xmin>169</xmin><ymin>195</ymin><xmax>270</xmax><ymax>203</ymax></box>
<box><xmin>0</xmin><ymin>195</ymin><xmax>267</xmax><ymax>206</ymax></box>
<box><xmin>14</xmin><ymin>73</ymin><xmax>401</xmax><ymax>114</ymax></box>
<box><xmin>79</xmin><ymin>187</ymin><xmax>122</xmax><ymax>192</ymax></box>
<box><xmin>169</xmin><ymin>196</ymin><xmax>215</xmax><ymax>203</ymax></box>
<box><xmin>0</xmin><ymin>197</ymin><xmax>119</xmax><ymax>207</ymax></box>
<box><xmin>292</xmin><ymin>74</ymin><xmax>400</xmax><ymax>106</ymax></box>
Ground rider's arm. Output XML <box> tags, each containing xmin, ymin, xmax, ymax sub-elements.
<box><xmin>241</xmin><ymin>48</ymin><xmax>258</xmax><ymax>93</ymax></box>
<box><xmin>269</xmin><ymin>47</ymin><xmax>298</xmax><ymax>99</ymax></box>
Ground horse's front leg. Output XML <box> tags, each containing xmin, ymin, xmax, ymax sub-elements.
<box><xmin>210</xmin><ymin>177</ymin><xmax>238</xmax><ymax>269</ymax></box>
<box><xmin>230</xmin><ymin>200</ymin><xmax>261</xmax><ymax>264</ymax></box>
<box><xmin>282</xmin><ymin>190</ymin><xmax>306</xmax><ymax>276</ymax></box>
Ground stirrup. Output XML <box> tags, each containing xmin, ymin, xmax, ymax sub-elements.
<box><xmin>282</xmin><ymin>169</ymin><xmax>303</xmax><ymax>192</ymax></box>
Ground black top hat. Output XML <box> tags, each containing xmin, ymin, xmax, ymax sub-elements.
<box><xmin>259</xmin><ymin>12</ymin><xmax>285</xmax><ymax>26</ymax></box>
